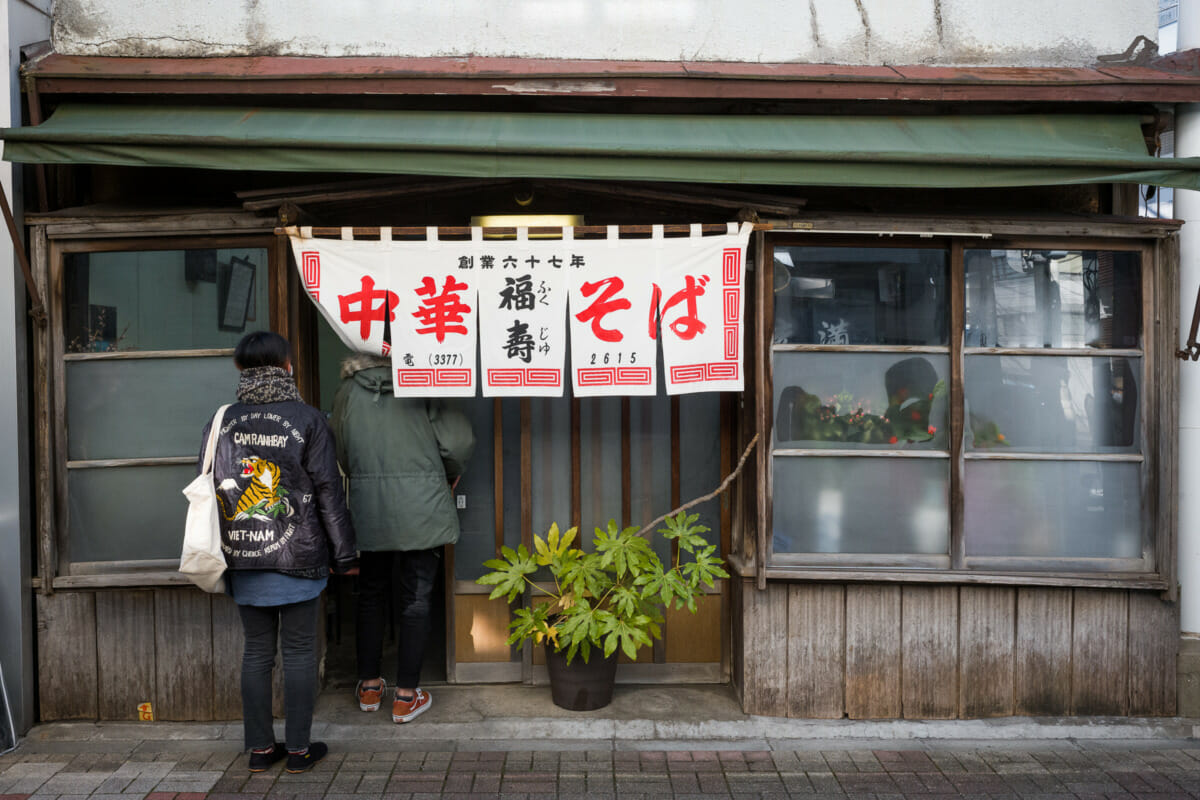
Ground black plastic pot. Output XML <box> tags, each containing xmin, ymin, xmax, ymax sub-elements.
<box><xmin>544</xmin><ymin>643</ymin><xmax>619</xmax><ymax>711</ymax></box>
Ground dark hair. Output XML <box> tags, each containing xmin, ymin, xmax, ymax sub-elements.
<box><xmin>234</xmin><ymin>331</ymin><xmax>292</xmax><ymax>370</ymax></box>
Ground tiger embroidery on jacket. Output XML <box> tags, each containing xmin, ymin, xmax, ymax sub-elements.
<box><xmin>218</xmin><ymin>456</ymin><xmax>293</xmax><ymax>521</ymax></box>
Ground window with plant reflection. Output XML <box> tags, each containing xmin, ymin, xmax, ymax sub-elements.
<box><xmin>770</xmin><ymin>242</ymin><xmax>1148</xmax><ymax>574</ymax></box>
<box><xmin>61</xmin><ymin>243</ymin><xmax>272</xmax><ymax>569</ymax></box>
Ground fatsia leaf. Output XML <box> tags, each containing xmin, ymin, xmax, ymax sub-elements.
<box><xmin>559</xmin><ymin>525</ymin><xmax>578</xmax><ymax>551</ymax></box>
<box><xmin>558</xmin><ymin>550</ymin><xmax>610</xmax><ymax>600</ymax></box>
<box><xmin>532</xmin><ymin>531</ymin><xmax>551</xmax><ymax>564</ymax></box>
<box><xmin>609</xmin><ymin>584</ymin><xmax>641</xmax><ymax>618</ymax></box>
<box><xmin>681</xmin><ymin>544</ymin><xmax>729</xmax><ymax>588</ymax></box>
<box><xmin>596</xmin><ymin>521</ymin><xmax>656</xmax><ymax>579</ymax></box>
<box><xmin>658</xmin><ymin>511</ymin><xmax>710</xmax><ymax>553</ymax></box>
<box><xmin>476</xmin><ymin>543</ymin><xmax>537</xmax><ymax>602</ymax></box>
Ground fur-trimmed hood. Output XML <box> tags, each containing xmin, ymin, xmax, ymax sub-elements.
<box><xmin>340</xmin><ymin>353</ymin><xmax>390</xmax><ymax>381</ymax></box>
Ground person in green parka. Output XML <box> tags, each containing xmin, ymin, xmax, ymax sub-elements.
<box><xmin>331</xmin><ymin>354</ymin><xmax>475</xmax><ymax>724</ymax></box>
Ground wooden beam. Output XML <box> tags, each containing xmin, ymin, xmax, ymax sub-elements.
<box><xmin>548</xmin><ymin>179</ymin><xmax>803</xmax><ymax>217</ymax></box>
<box><xmin>22</xmin><ymin>75</ymin><xmax>48</xmax><ymax>214</ymax></box>
<box><xmin>621</xmin><ymin>397</ymin><xmax>631</xmax><ymax>529</ymax></box>
<box><xmin>670</xmin><ymin>395</ymin><xmax>680</xmax><ymax>564</ymax></box>
<box><xmin>520</xmin><ymin>398</ymin><xmax>532</xmax><ymax>550</ymax></box>
<box><xmin>27</xmin><ymin>54</ymin><xmax>1200</xmax><ymax>104</ymax></box>
<box><xmin>32</xmin><ymin>227</ymin><xmax>54</xmax><ymax>593</ymax></box>
<box><xmin>283</xmin><ymin>223</ymin><xmax>750</xmax><ymax>238</ymax></box>
<box><xmin>1156</xmin><ymin>236</ymin><xmax>1180</xmax><ymax>600</ymax></box>
<box><xmin>950</xmin><ymin>241</ymin><xmax>966</xmax><ymax>571</ymax></box>
<box><xmin>493</xmin><ymin>398</ymin><xmax>504</xmax><ymax>558</ymax></box>
<box><xmin>754</xmin><ymin>231</ymin><xmax>770</xmax><ymax>590</ymax></box>
<box><xmin>570</xmin><ymin>397</ymin><xmax>581</xmax><ymax>531</ymax></box>
<box><xmin>242</xmin><ymin>178</ymin><xmax>503</xmax><ymax>212</ymax></box>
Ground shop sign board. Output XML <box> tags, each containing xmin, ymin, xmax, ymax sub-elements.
<box><xmin>289</xmin><ymin>222</ymin><xmax>750</xmax><ymax>396</ymax></box>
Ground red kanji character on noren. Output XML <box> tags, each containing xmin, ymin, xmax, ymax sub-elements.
<box><xmin>413</xmin><ymin>275</ymin><xmax>472</xmax><ymax>343</ymax></box>
<box><xmin>652</xmin><ymin>274</ymin><xmax>710</xmax><ymax>341</ymax></box>
<box><xmin>339</xmin><ymin>275</ymin><xmax>399</xmax><ymax>342</ymax></box>
<box><xmin>575</xmin><ymin>277</ymin><xmax>630</xmax><ymax>343</ymax></box>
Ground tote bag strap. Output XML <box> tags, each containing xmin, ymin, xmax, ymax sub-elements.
<box><xmin>201</xmin><ymin>404</ymin><xmax>232</xmax><ymax>476</ymax></box>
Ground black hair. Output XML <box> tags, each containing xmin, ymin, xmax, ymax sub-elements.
<box><xmin>234</xmin><ymin>331</ymin><xmax>292</xmax><ymax>370</ymax></box>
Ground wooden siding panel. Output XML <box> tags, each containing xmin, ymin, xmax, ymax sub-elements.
<box><xmin>959</xmin><ymin>586</ymin><xmax>1015</xmax><ymax>717</ymax></box>
<box><xmin>845</xmin><ymin>585</ymin><xmax>901</xmax><ymax>719</ymax></box>
<box><xmin>1072</xmin><ymin>589</ymin><xmax>1129</xmax><ymax>715</ymax></box>
<box><xmin>154</xmin><ymin>589</ymin><xmax>214</xmax><ymax>721</ymax></box>
<box><xmin>211</xmin><ymin>593</ymin><xmax>243</xmax><ymax>719</ymax></box>
<box><xmin>740</xmin><ymin>580</ymin><xmax>788</xmax><ymax>716</ymax></box>
<box><xmin>96</xmin><ymin>590</ymin><xmax>156</xmax><ymax>720</ymax></box>
<box><xmin>786</xmin><ymin>584</ymin><xmax>844</xmax><ymax>719</ymax></box>
<box><xmin>36</xmin><ymin>592</ymin><xmax>97</xmax><ymax>720</ymax></box>
<box><xmin>1127</xmin><ymin>592</ymin><xmax>1178</xmax><ymax>716</ymax></box>
<box><xmin>1015</xmin><ymin>587</ymin><xmax>1072</xmax><ymax>715</ymax></box>
<box><xmin>665</xmin><ymin>593</ymin><xmax>722</xmax><ymax>664</ymax></box>
<box><xmin>901</xmin><ymin>585</ymin><xmax>958</xmax><ymax>719</ymax></box>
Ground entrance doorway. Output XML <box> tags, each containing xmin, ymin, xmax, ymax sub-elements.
<box><xmin>322</xmin><ymin>570</ymin><xmax>448</xmax><ymax>690</ymax></box>
<box><xmin>309</xmin><ymin>275</ymin><xmax>729</xmax><ymax>688</ymax></box>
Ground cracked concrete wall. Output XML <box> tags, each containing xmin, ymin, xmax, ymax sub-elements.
<box><xmin>52</xmin><ymin>0</ymin><xmax>1156</xmax><ymax>65</ymax></box>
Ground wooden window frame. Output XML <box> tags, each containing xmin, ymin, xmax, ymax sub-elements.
<box><xmin>33</xmin><ymin>227</ymin><xmax>286</xmax><ymax>590</ymax></box>
<box><xmin>747</xmin><ymin>225</ymin><xmax>1179</xmax><ymax>592</ymax></box>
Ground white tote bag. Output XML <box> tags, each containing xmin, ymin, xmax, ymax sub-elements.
<box><xmin>179</xmin><ymin>404</ymin><xmax>231</xmax><ymax>593</ymax></box>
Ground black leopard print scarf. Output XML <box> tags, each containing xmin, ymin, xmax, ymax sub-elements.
<box><xmin>236</xmin><ymin>366</ymin><xmax>302</xmax><ymax>405</ymax></box>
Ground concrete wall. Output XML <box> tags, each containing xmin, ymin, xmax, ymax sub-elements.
<box><xmin>0</xmin><ymin>0</ymin><xmax>50</xmax><ymax>735</ymax></box>
<box><xmin>51</xmin><ymin>0</ymin><xmax>1156</xmax><ymax>66</ymax></box>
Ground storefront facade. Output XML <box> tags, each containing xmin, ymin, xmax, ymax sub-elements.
<box><xmin>4</xmin><ymin>0</ymin><xmax>1198</xmax><ymax>724</ymax></box>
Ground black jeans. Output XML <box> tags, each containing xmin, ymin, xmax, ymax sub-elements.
<box><xmin>238</xmin><ymin>597</ymin><xmax>319</xmax><ymax>752</ymax></box>
<box><xmin>356</xmin><ymin>548</ymin><xmax>441</xmax><ymax>689</ymax></box>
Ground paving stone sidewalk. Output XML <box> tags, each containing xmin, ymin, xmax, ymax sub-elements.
<box><xmin>2</xmin><ymin>742</ymin><xmax>1199</xmax><ymax>800</ymax></box>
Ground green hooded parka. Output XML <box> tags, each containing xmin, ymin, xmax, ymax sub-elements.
<box><xmin>330</xmin><ymin>354</ymin><xmax>476</xmax><ymax>553</ymax></box>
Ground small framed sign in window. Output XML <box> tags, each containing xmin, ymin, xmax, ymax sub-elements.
<box><xmin>218</xmin><ymin>256</ymin><xmax>256</xmax><ymax>332</ymax></box>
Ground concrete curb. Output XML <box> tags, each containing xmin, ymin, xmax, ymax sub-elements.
<box><xmin>21</xmin><ymin>716</ymin><xmax>1200</xmax><ymax>746</ymax></box>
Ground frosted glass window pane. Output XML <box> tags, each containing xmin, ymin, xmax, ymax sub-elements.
<box><xmin>449</xmin><ymin>398</ymin><xmax>496</xmax><ymax>582</ymax></box>
<box><xmin>773</xmin><ymin>352</ymin><xmax>949</xmax><ymax>450</ymax></box>
<box><xmin>580</xmin><ymin>397</ymin><xmax>623</xmax><ymax>536</ymax></box>
<box><xmin>68</xmin><ymin>464</ymin><xmax>194</xmax><ymax>562</ymax></box>
<box><xmin>964</xmin><ymin>461</ymin><xmax>1141</xmax><ymax>560</ymax></box>
<box><xmin>531</xmin><ymin>397</ymin><xmax>573</xmax><ymax>538</ymax></box>
<box><xmin>964</xmin><ymin>249</ymin><xmax>1140</xmax><ymax>349</ymax></box>
<box><xmin>772</xmin><ymin>246</ymin><xmax>947</xmax><ymax>345</ymax></box>
<box><xmin>629</xmin><ymin>395</ymin><xmax>672</xmax><ymax>562</ymax></box>
<box><xmin>679</xmin><ymin>393</ymin><xmax>721</xmax><ymax>554</ymax></box>
<box><xmin>501</xmin><ymin>399</ymin><xmax>522</xmax><ymax>551</ymax></box>
<box><xmin>772</xmin><ymin>457</ymin><xmax>948</xmax><ymax>554</ymax></box>
<box><xmin>64</xmin><ymin>248</ymin><xmax>269</xmax><ymax>352</ymax></box>
<box><xmin>965</xmin><ymin>356</ymin><xmax>1140</xmax><ymax>453</ymax></box>
<box><xmin>66</xmin><ymin>357</ymin><xmax>239</xmax><ymax>460</ymax></box>
<box><xmin>316</xmin><ymin>311</ymin><xmax>354</xmax><ymax>413</ymax></box>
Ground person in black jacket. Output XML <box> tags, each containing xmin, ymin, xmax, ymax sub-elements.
<box><xmin>199</xmin><ymin>331</ymin><xmax>356</xmax><ymax>774</ymax></box>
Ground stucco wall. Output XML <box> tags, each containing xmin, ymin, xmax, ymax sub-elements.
<box><xmin>52</xmin><ymin>0</ymin><xmax>1156</xmax><ymax>66</ymax></box>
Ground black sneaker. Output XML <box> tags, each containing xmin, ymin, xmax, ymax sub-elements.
<box><xmin>248</xmin><ymin>743</ymin><xmax>286</xmax><ymax>772</ymax></box>
<box><xmin>286</xmin><ymin>741</ymin><xmax>328</xmax><ymax>774</ymax></box>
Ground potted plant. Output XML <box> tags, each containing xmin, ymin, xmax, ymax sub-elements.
<box><xmin>477</xmin><ymin>511</ymin><xmax>728</xmax><ymax>710</ymax></box>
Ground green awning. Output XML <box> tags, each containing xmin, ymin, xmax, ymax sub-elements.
<box><xmin>3</xmin><ymin>104</ymin><xmax>1198</xmax><ymax>189</ymax></box>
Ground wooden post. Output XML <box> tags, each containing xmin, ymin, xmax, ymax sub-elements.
<box><xmin>0</xmin><ymin>181</ymin><xmax>46</xmax><ymax>328</ymax></box>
